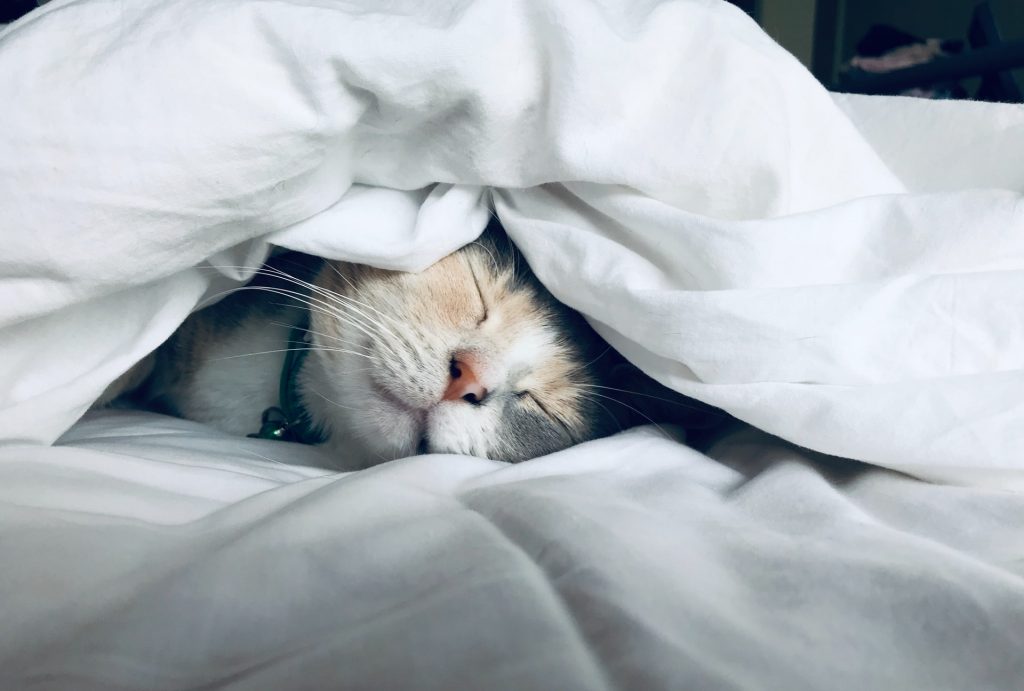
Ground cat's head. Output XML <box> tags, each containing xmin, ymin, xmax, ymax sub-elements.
<box><xmin>299</xmin><ymin>223</ymin><xmax>723</xmax><ymax>469</ymax></box>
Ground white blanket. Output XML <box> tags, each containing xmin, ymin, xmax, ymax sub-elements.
<box><xmin>3</xmin><ymin>0</ymin><xmax>1024</xmax><ymax>484</ymax></box>
<box><xmin>1</xmin><ymin>0</ymin><xmax>1023</xmax><ymax>688</ymax></box>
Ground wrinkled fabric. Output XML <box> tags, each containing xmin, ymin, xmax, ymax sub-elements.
<box><xmin>2</xmin><ymin>1</ymin><xmax>1024</xmax><ymax>688</ymax></box>
<box><xmin>0</xmin><ymin>411</ymin><xmax>1020</xmax><ymax>689</ymax></box>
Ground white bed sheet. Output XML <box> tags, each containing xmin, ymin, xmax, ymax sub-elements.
<box><xmin>0</xmin><ymin>411</ymin><xmax>1020</xmax><ymax>689</ymax></box>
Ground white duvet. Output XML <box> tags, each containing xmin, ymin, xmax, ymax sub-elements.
<box><xmin>1</xmin><ymin>0</ymin><xmax>1023</xmax><ymax>688</ymax></box>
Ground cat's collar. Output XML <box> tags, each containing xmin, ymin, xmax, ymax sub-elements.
<box><xmin>249</xmin><ymin>320</ymin><xmax>324</xmax><ymax>445</ymax></box>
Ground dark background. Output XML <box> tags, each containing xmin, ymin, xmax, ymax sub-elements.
<box><xmin>730</xmin><ymin>0</ymin><xmax>1024</xmax><ymax>97</ymax></box>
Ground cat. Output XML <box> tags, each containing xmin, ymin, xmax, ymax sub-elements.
<box><xmin>103</xmin><ymin>221</ymin><xmax>724</xmax><ymax>470</ymax></box>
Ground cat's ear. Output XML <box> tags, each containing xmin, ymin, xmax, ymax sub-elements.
<box><xmin>601</xmin><ymin>359</ymin><xmax>729</xmax><ymax>432</ymax></box>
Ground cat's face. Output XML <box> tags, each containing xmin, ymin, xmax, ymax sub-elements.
<box><xmin>300</xmin><ymin>230</ymin><xmax>613</xmax><ymax>468</ymax></box>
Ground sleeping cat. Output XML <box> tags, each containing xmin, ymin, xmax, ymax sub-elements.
<box><xmin>104</xmin><ymin>221</ymin><xmax>722</xmax><ymax>469</ymax></box>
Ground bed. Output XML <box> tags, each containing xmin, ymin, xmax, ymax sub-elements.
<box><xmin>2</xmin><ymin>1</ymin><xmax>1023</xmax><ymax>688</ymax></box>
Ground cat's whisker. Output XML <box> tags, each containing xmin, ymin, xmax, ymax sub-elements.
<box><xmin>469</xmin><ymin>240</ymin><xmax>500</xmax><ymax>274</ymax></box>
<box><xmin>319</xmin><ymin>308</ymin><xmax>405</xmax><ymax>364</ymax></box>
<box><xmin>308</xmin><ymin>387</ymin><xmax>361</xmax><ymax>412</ymax></box>
<box><xmin>323</xmin><ymin>299</ymin><xmax>410</xmax><ymax>365</ymax></box>
<box><xmin>261</xmin><ymin>263</ymin><xmax>409</xmax><ymax>338</ymax></box>
<box><xmin>317</xmin><ymin>263</ymin><xmax>410</xmax><ymax>330</ymax></box>
<box><xmin>294</xmin><ymin>324</ymin><xmax>381</xmax><ymax>362</ymax></box>
<box><xmin>235</xmin><ymin>288</ymin><xmax>382</xmax><ymax>352</ymax></box>
<box><xmin>224</xmin><ymin>283</ymin><xmax>404</xmax><ymax>363</ymax></box>
<box><xmin>574</xmin><ymin>392</ymin><xmax>624</xmax><ymax>435</ymax></box>
<box><xmin>206</xmin><ymin>265</ymin><xmax>402</xmax><ymax>340</ymax></box>
<box><xmin>577</xmin><ymin>383</ymin><xmax>726</xmax><ymax>416</ymax></box>
<box><xmin>284</xmin><ymin>338</ymin><xmax>378</xmax><ymax>363</ymax></box>
<box><xmin>262</xmin><ymin>291</ymin><xmax>406</xmax><ymax>372</ymax></box>
<box><xmin>327</xmin><ymin>302</ymin><xmax>400</xmax><ymax>348</ymax></box>
<box><xmin>267</xmin><ymin>318</ymin><xmax>375</xmax><ymax>357</ymax></box>
<box><xmin>317</xmin><ymin>262</ymin><xmax>408</xmax><ymax>329</ymax></box>
<box><xmin>576</xmin><ymin>390</ymin><xmax>669</xmax><ymax>438</ymax></box>
<box><xmin>580</xmin><ymin>345</ymin><xmax>613</xmax><ymax>371</ymax></box>
<box><xmin>258</xmin><ymin>278</ymin><xmax>405</xmax><ymax>362</ymax></box>
<box><xmin>322</xmin><ymin>260</ymin><xmax>361</xmax><ymax>292</ymax></box>
<box><xmin>208</xmin><ymin>346</ymin><xmax>377</xmax><ymax>363</ymax></box>
<box><xmin>289</xmin><ymin>277</ymin><xmax>394</xmax><ymax>331</ymax></box>
<box><xmin>194</xmin><ymin>285</ymin><xmax>256</xmax><ymax>310</ymax></box>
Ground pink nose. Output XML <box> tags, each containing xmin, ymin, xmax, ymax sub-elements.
<box><xmin>444</xmin><ymin>356</ymin><xmax>488</xmax><ymax>404</ymax></box>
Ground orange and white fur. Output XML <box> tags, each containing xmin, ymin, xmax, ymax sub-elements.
<box><xmin>104</xmin><ymin>224</ymin><xmax>719</xmax><ymax>470</ymax></box>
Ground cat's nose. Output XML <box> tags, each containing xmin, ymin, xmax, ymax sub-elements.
<box><xmin>444</xmin><ymin>356</ymin><xmax>488</xmax><ymax>404</ymax></box>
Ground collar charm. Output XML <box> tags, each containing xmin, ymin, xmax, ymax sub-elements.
<box><xmin>248</xmin><ymin>319</ymin><xmax>324</xmax><ymax>445</ymax></box>
<box><xmin>250</xmin><ymin>406</ymin><xmax>292</xmax><ymax>441</ymax></box>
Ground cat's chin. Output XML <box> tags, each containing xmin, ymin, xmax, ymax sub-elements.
<box><xmin>317</xmin><ymin>397</ymin><xmax>424</xmax><ymax>470</ymax></box>
<box><xmin>305</xmin><ymin>380</ymin><xmax>427</xmax><ymax>471</ymax></box>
